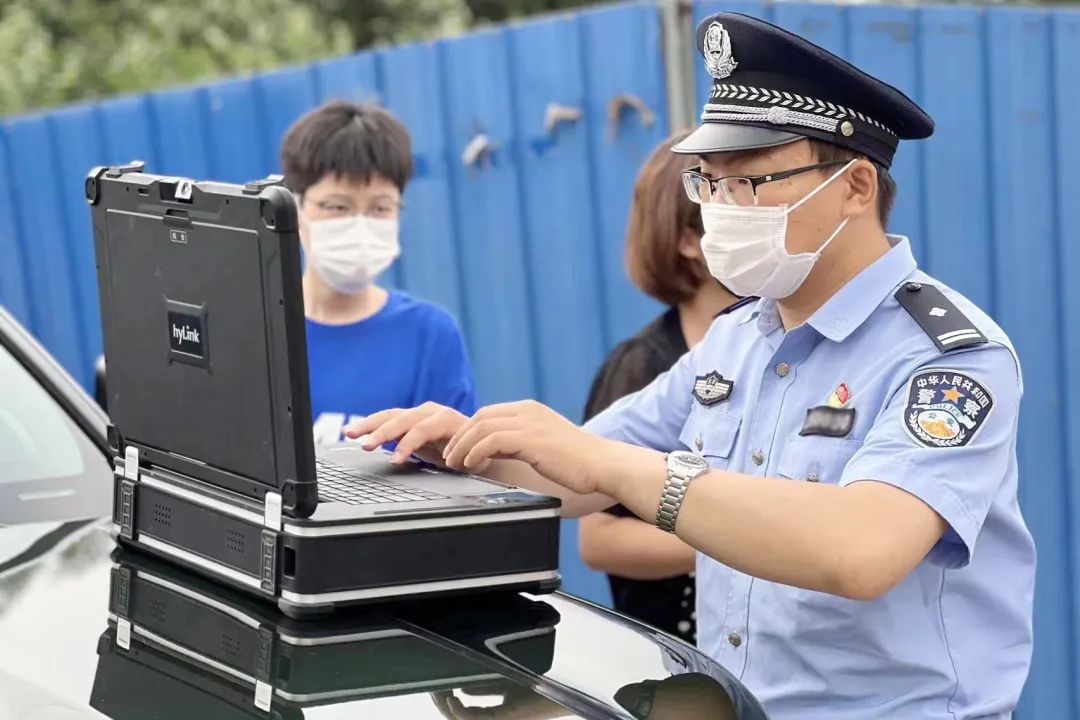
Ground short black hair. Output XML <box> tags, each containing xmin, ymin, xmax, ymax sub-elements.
<box><xmin>280</xmin><ymin>101</ymin><xmax>413</xmax><ymax>195</ymax></box>
<box><xmin>808</xmin><ymin>139</ymin><xmax>896</xmax><ymax>229</ymax></box>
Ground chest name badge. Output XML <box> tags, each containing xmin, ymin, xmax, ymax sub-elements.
<box><xmin>800</xmin><ymin>406</ymin><xmax>856</xmax><ymax>438</ymax></box>
<box><xmin>693</xmin><ymin>371</ymin><xmax>733</xmax><ymax>406</ymax></box>
<box><xmin>903</xmin><ymin>369</ymin><xmax>994</xmax><ymax>448</ymax></box>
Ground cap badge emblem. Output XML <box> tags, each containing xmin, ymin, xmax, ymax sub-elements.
<box><xmin>703</xmin><ymin>22</ymin><xmax>738</xmax><ymax>80</ymax></box>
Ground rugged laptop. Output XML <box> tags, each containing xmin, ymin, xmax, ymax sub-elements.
<box><xmin>87</xmin><ymin>163</ymin><xmax>560</xmax><ymax>615</ymax></box>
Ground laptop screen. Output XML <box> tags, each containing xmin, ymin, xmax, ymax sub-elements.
<box><xmin>101</xmin><ymin>209</ymin><xmax>283</xmax><ymax>487</ymax></box>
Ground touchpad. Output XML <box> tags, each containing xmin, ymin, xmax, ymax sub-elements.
<box><xmin>321</xmin><ymin>446</ymin><xmax>507</xmax><ymax>496</ymax></box>
<box><xmin>392</xmin><ymin>470</ymin><xmax>506</xmax><ymax>497</ymax></box>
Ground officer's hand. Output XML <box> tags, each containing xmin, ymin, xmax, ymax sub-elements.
<box><xmin>343</xmin><ymin>402</ymin><xmax>467</xmax><ymax>465</ymax></box>
<box><xmin>441</xmin><ymin>400</ymin><xmax>609</xmax><ymax>494</ymax></box>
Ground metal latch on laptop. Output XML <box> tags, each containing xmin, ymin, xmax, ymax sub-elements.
<box><xmin>263</xmin><ymin>492</ymin><xmax>282</xmax><ymax>530</ymax></box>
<box><xmin>104</xmin><ymin>160</ymin><xmax>146</xmax><ymax>178</ymax></box>
<box><xmin>253</xmin><ymin>625</ymin><xmax>275</xmax><ymax>711</ymax></box>
<box><xmin>118</xmin><ymin>447</ymin><xmax>140</xmax><ymax>540</ymax></box>
<box><xmin>116</xmin><ymin>618</ymin><xmax>132</xmax><ymax>651</ymax></box>
<box><xmin>242</xmin><ymin>174</ymin><xmax>284</xmax><ymax>196</ymax></box>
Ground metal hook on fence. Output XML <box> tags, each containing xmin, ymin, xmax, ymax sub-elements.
<box><xmin>606</xmin><ymin>93</ymin><xmax>657</xmax><ymax>139</ymax></box>
<box><xmin>543</xmin><ymin>102</ymin><xmax>583</xmax><ymax>135</ymax></box>
<box><xmin>461</xmin><ymin>132</ymin><xmax>497</xmax><ymax>169</ymax></box>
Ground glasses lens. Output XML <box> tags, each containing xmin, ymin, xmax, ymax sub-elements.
<box><xmin>720</xmin><ymin>177</ymin><xmax>756</xmax><ymax>206</ymax></box>
<box><xmin>682</xmin><ymin>171</ymin><xmax>709</xmax><ymax>204</ymax></box>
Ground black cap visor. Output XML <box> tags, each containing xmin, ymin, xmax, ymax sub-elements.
<box><xmin>671</xmin><ymin>121</ymin><xmax>801</xmax><ymax>156</ymax></box>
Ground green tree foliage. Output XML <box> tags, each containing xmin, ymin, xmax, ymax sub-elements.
<box><xmin>306</xmin><ymin>0</ymin><xmax>473</xmax><ymax>49</ymax></box>
<box><xmin>0</xmin><ymin>0</ymin><xmax>352</xmax><ymax>115</ymax></box>
<box><xmin>0</xmin><ymin>0</ymin><xmax>605</xmax><ymax>115</ymax></box>
<box><xmin>464</xmin><ymin>0</ymin><xmax>601</xmax><ymax>25</ymax></box>
<box><xmin>309</xmin><ymin>0</ymin><xmax>601</xmax><ymax>49</ymax></box>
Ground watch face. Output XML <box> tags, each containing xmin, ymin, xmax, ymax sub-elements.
<box><xmin>671</xmin><ymin>450</ymin><xmax>708</xmax><ymax>471</ymax></box>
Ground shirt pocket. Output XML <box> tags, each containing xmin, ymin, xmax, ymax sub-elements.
<box><xmin>679</xmin><ymin>406</ymin><xmax>742</xmax><ymax>470</ymax></box>
<box><xmin>776</xmin><ymin>433</ymin><xmax>863</xmax><ymax>485</ymax></box>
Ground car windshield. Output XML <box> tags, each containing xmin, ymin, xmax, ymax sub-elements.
<box><xmin>0</xmin><ymin>342</ymin><xmax>111</xmax><ymax>525</ymax></box>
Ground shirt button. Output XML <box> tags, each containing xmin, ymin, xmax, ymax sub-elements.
<box><xmin>751</xmin><ymin>449</ymin><xmax>765</xmax><ymax>465</ymax></box>
<box><xmin>775</xmin><ymin>362</ymin><xmax>791</xmax><ymax>378</ymax></box>
<box><xmin>728</xmin><ymin>631</ymin><xmax>742</xmax><ymax>648</ymax></box>
<box><xmin>807</xmin><ymin>472</ymin><xmax>819</xmax><ymax>483</ymax></box>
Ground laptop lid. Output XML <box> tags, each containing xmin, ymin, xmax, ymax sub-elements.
<box><xmin>89</xmin><ymin>166</ymin><xmax>318</xmax><ymax>516</ymax></box>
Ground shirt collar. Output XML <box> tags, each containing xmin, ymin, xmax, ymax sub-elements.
<box><xmin>740</xmin><ymin>235</ymin><xmax>917</xmax><ymax>342</ymax></box>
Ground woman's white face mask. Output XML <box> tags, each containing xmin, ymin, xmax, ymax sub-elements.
<box><xmin>698</xmin><ymin>159</ymin><xmax>856</xmax><ymax>299</ymax></box>
<box><xmin>304</xmin><ymin>214</ymin><xmax>400</xmax><ymax>294</ymax></box>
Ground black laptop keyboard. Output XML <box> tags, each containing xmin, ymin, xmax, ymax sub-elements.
<box><xmin>316</xmin><ymin>459</ymin><xmax>448</xmax><ymax>505</ymax></box>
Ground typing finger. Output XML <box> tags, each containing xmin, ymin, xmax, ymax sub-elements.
<box><xmin>391</xmin><ymin>414</ymin><xmax>457</xmax><ymax>463</ymax></box>
<box><xmin>462</xmin><ymin>430</ymin><xmax>527</xmax><ymax>471</ymax></box>
<box><xmin>444</xmin><ymin>418</ymin><xmax>519</xmax><ymax>470</ymax></box>
<box><xmin>343</xmin><ymin>408</ymin><xmax>401</xmax><ymax>442</ymax></box>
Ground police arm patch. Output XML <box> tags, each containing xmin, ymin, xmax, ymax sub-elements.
<box><xmin>902</xmin><ymin>369</ymin><xmax>994</xmax><ymax>448</ymax></box>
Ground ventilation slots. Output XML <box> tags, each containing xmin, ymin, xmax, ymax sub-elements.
<box><xmin>149</xmin><ymin>598</ymin><xmax>168</xmax><ymax>625</ymax></box>
<box><xmin>221</xmin><ymin>632</ymin><xmax>241</xmax><ymax>658</ymax></box>
<box><xmin>225</xmin><ymin>528</ymin><xmax>245</xmax><ymax>555</ymax></box>
<box><xmin>152</xmin><ymin>503</ymin><xmax>172</xmax><ymax>528</ymax></box>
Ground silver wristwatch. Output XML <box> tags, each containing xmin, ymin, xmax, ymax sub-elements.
<box><xmin>656</xmin><ymin>451</ymin><xmax>710</xmax><ymax>533</ymax></box>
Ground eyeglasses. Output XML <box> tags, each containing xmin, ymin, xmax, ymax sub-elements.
<box><xmin>681</xmin><ymin>160</ymin><xmax>848</xmax><ymax>206</ymax></box>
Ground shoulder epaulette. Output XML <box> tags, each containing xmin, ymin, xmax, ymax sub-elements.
<box><xmin>895</xmin><ymin>282</ymin><xmax>987</xmax><ymax>352</ymax></box>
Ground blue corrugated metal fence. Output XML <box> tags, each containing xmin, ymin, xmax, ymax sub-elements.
<box><xmin>0</xmin><ymin>2</ymin><xmax>1077</xmax><ymax>715</ymax></box>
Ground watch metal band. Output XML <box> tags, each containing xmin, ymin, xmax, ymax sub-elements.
<box><xmin>656</xmin><ymin>470</ymin><xmax>692</xmax><ymax>533</ymax></box>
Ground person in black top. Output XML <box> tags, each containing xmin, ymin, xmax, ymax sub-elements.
<box><xmin>579</xmin><ymin>132</ymin><xmax>747</xmax><ymax>644</ymax></box>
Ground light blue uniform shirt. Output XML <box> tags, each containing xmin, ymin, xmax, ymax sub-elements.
<box><xmin>584</xmin><ymin>237</ymin><xmax>1035</xmax><ymax>719</ymax></box>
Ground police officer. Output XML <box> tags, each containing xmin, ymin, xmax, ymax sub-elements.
<box><xmin>348</xmin><ymin>12</ymin><xmax>1035</xmax><ymax>719</ymax></box>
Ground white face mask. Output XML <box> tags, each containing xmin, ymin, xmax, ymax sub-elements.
<box><xmin>304</xmin><ymin>214</ymin><xmax>400</xmax><ymax>294</ymax></box>
<box><xmin>699</xmin><ymin>159</ymin><xmax>856</xmax><ymax>299</ymax></box>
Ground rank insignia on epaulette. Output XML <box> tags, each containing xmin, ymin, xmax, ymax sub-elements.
<box><xmin>895</xmin><ymin>282</ymin><xmax>987</xmax><ymax>353</ymax></box>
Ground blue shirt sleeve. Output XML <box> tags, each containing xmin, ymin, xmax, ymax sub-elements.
<box><xmin>411</xmin><ymin>307</ymin><xmax>478</xmax><ymax>417</ymax></box>
<box><xmin>840</xmin><ymin>343</ymin><xmax>1022</xmax><ymax>569</ymax></box>
<box><xmin>583</xmin><ymin>341</ymin><xmax>698</xmax><ymax>451</ymax></box>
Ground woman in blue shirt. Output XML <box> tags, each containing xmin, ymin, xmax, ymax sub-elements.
<box><xmin>280</xmin><ymin>101</ymin><xmax>477</xmax><ymax>445</ymax></box>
